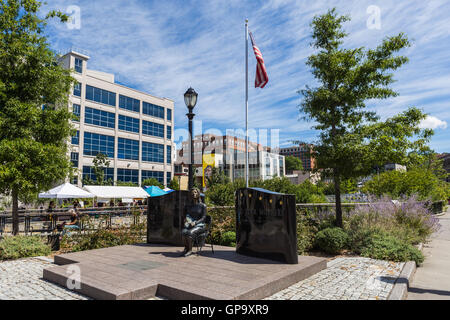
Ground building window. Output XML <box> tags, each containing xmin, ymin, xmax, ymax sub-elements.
<box><xmin>83</xmin><ymin>132</ymin><xmax>115</xmax><ymax>158</ymax></box>
<box><xmin>85</xmin><ymin>85</ymin><xmax>116</xmax><ymax>107</ymax></box>
<box><xmin>142</xmin><ymin>120</ymin><xmax>164</xmax><ymax>138</ymax></box>
<box><xmin>142</xmin><ymin>141</ymin><xmax>164</xmax><ymax>163</ymax></box>
<box><xmin>71</xmin><ymin>176</ymin><xmax>78</xmax><ymax>185</ymax></box>
<box><xmin>142</xmin><ymin>170</ymin><xmax>164</xmax><ymax>184</ymax></box>
<box><xmin>166</xmin><ymin>126</ymin><xmax>172</xmax><ymax>139</ymax></box>
<box><xmin>167</xmin><ymin>109</ymin><xmax>172</xmax><ymax>121</ymax></box>
<box><xmin>82</xmin><ymin>166</ymin><xmax>114</xmax><ymax>183</ymax></box>
<box><xmin>142</xmin><ymin>102</ymin><xmax>164</xmax><ymax>119</ymax></box>
<box><xmin>166</xmin><ymin>145</ymin><xmax>171</xmax><ymax>164</ymax></box>
<box><xmin>74</xmin><ymin>58</ymin><xmax>83</xmax><ymax>73</ymax></box>
<box><xmin>71</xmin><ymin>152</ymin><xmax>79</xmax><ymax>167</ymax></box>
<box><xmin>84</xmin><ymin>107</ymin><xmax>115</xmax><ymax>128</ymax></box>
<box><xmin>117</xmin><ymin>169</ymin><xmax>139</xmax><ymax>184</ymax></box>
<box><xmin>118</xmin><ymin>115</ymin><xmax>139</xmax><ymax>133</ymax></box>
<box><xmin>71</xmin><ymin>130</ymin><xmax>79</xmax><ymax>145</ymax></box>
<box><xmin>117</xmin><ymin>138</ymin><xmax>139</xmax><ymax>160</ymax></box>
<box><xmin>166</xmin><ymin>174</ymin><xmax>171</xmax><ymax>186</ymax></box>
<box><xmin>119</xmin><ymin>95</ymin><xmax>140</xmax><ymax>113</ymax></box>
<box><xmin>72</xmin><ymin>104</ymin><xmax>80</xmax><ymax>121</ymax></box>
<box><xmin>73</xmin><ymin>82</ymin><xmax>81</xmax><ymax>97</ymax></box>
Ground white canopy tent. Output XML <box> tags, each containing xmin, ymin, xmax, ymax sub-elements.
<box><xmin>38</xmin><ymin>182</ymin><xmax>95</xmax><ymax>199</ymax></box>
<box><xmin>83</xmin><ymin>185</ymin><xmax>149</xmax><ymax>200</ymax></box>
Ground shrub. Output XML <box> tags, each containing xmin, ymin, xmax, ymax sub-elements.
<box><xmin>61</xmin><ymin>223</ymin><xmax>146</xmax><ymax>252</ymax></box>
<box><xmin>347</xmin><ymin>195</ymin><xmax>439</xmax><ymax>246</ymax></box>
<box><xmin>359</xmin><ymin>233</ymin><xmax>424</xmax><ymax>264</ymax></box>
<box><xmin>315</xmin><ymin>227</ymin><xmax>349</xmax><ymax>254</ymax></box>
<box><xmin>0</xmin><ymin>235</ymin><xmax>51</xmax><ymax>260</ymax></box>
<box><xmin>208</xmin><ymin>207</ymin><xmax>235</xmax><ymax>246</ymax></box>
<box><xmin>220</xmin><ymin>231</ymin><xmax>236</xmax><ymax>247</ymax></box>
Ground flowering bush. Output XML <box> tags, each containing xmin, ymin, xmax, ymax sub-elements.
<box><xmin>346</xmin><ymin>195</ymin><xmax>439</xmax><ymax>246</ymax></box>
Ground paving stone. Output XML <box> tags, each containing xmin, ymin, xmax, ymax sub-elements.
<box><xmin>266</xmin><ymin>257</ymin><xmax>403</xmax><ymax>300</ymax></box>
<box><xmin>0</xmin><ymin>258</ymin><xmax>88</xmax><ymax>300</ymax></box>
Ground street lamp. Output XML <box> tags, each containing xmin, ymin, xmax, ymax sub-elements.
<box><xmin>184</xmin><ymin>87</ymin><xmax>198</xmax><ymax>190</ymax></box>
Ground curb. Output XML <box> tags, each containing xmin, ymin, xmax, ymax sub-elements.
<box><xmin>388</xmin><ymin>261</ymin><xmax>416</xmax><ymax>300</ymax></box>
<box><xmin>387</xmin><ymin>241</ymin><xmax>424</xmax><ymax>300</ymax></box>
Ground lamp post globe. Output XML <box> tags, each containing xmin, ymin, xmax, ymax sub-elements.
<box><xmin>184</xmin><ymin>87</ymin><xmax>197</xmax><ymax>190</ymax></box>
<box><xmin>184</xmin><ymin>87</ymin><xmax>198</xmax><ymax>110</ymax></box>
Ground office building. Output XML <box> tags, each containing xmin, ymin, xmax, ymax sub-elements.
<box><xmin>175</xmin><ymin>134</ymin><xmax>285</xmax><ymax>183</ymax></box>
<box><xmin>280</xmin><ymin>144</ymin><xmax>315</xmax><ymax>171</ymax></box>
<box><xmin>60</xmin><ymin>50</ymin><xmax>174</xmax><ymax>187</ymax></box>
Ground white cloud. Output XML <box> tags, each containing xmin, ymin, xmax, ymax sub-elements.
<box><xmin>419</xmin><ymin>116</ymin><xmax>448</xmax><ymax>130</ymax></box>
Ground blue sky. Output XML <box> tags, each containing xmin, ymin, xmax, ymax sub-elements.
<box><xmin>43</xmin><ymin>0</ymin><xmax>450</xmax><ymax>152</ymax></box>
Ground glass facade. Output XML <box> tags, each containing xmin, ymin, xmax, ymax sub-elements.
<box><xmin>82</xmin><ymin>166</ymin><xmax>114</xmax><ymax>183</ymax></box>
<box><xmin>117</xmin><ymin>168</ymin><xmax>139</xmax><ymax>184</ymax></box>
<box><xmin>141</xmin><ymin>170</ymin><xmax>164</xmax><ymax>184</ymax></box>
<box><xmin>71</xmin><ymin>152</ymin><xmax>79</xmax><ymax>167</ymax></box>
<box><xmin>119</xmin><ymin>95</ymin><xmax>140</xmax><ymax>113</ymax></box>
<box><xmin>83</xmin><ymin>132</ymin><xmax>115</xmax><ymax>158</ymax></box>
<box><xmin>75</xmin><ymin>58</ymin><xmax>83</xmax><ymax>73</ymax></box>
<box><xmin>143</xmin><ymin>102</ymin><xmax>164</xmax><ymax>118</ymax></box>
<box><xmin>71</xmin><ymin>130</ymin><xmax>79</xmax><ymax>145</ymax></box>
<box><xmin>117</xmin><ymin>138</ymin><xmax>139</xmax><ymax>160</ymax></box>
<box><xmin>84</xmin><ymin>107</ymin><xmax>115</xmax><ymax>128</ymax></box>
<box><xmin>73</xmin><ymin>82</ymin><xmax>81</xmax><ymax>97</ymax></box>
<box><xmin>118</xmin><ymin>114</ymin><xmax>140</xmax><ymax>133</ymax></box>
<box><xmin>85</xmin><ymin>85</ymin><xmax>116</xmax><ymax>107</ymax></box>
<box><xmin>166</xmin><ymin>145</ymin><xmax>171</xmax><ymax>164</ymax></box>
<box><xmin>142</xmin><ymin>120</ymin><xmax>164</xmax><ymax>138</ymax></box>
<box><xmin>142</xmin><ymin>141</ymin><xmax>164</xmax><ymax>163</ymax></box>
<box><xmin>72</xmin><ymin>104</ymin><xmax>80</xmax><ymax>121</ymax></box>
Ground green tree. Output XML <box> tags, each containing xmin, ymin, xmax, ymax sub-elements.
<box><xmin>168</xmin><ymin>178</ymin><xmax>180</xmax><ymax>190</ymax></box>
<box><xmin>92</xmin><ymin>153</ymin><xmax>112</xmax><ymax>185</ymax></box>
<box><xmin>0</xmin><ymin>0</ymin><xmax>74</xmax><ymax>235</ymax></box>
<box><xmin>285</xmin><ymin>156</ymin><xmax>303</xmax><ymax>172</ymax></box>
<box><xmin>300</xmin><ymin>9</ymin><xmax>430</xmax><ymax>227</ymax></box>
<box><xmin>142</xmin><ymin>178</ymin><xmax>164</xmax><ymax>189</ymax></box>
<box><xmin>363</xmin><ymin>167</ymin><xmax>449</xmax><ymax>201</ymax></box>
<box><xmin>206</xmin><ymin>167</ymin><xmax>230</xmax><ymax>188</ymax></box>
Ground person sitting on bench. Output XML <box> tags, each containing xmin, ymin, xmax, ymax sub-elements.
<box><xmin>58</xmin><ymin>209</ymin><xmax>80</xmax><ymax>235</ymax></box>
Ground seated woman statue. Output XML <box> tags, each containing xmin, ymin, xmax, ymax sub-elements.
<box><xmin>181</xmin><ymin>187</ymin><xmax>207</xmax><ymax>257</ymax></box>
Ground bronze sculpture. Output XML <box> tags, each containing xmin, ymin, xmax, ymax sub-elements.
<box><xmin>180</xmin><ymin>188</ymin><xmax>207</xmax><ymax>257</ymax></box>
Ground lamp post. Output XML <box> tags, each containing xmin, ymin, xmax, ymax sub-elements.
<box><xmin>184</xmin><ymin>87</ymin><xmax>198</xmax><ymax>190</ymax></box>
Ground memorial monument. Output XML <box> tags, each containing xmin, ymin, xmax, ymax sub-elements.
<box><xmin>235</xmin><ymin>187</ymin><xmax>298</xmax><ymax>264</ymax></box>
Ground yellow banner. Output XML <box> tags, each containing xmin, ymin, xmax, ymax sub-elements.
<box><xmin>202</xmin><ymin>154</ymin><xmax>215</xmax><ymax>187</ymax></box>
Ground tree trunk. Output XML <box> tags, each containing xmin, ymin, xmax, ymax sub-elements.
<box><xmin>333</xmin><ymin>169</ymin><xmax>343</xmax><ymax>228</ymax></box>
<box><xmin>12</xmin><ymin>188</ymin><xmax>19</xmax><ymax>235</ymax></box>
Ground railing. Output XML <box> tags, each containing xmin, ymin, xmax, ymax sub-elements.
<box><xmin>0</xmin><ymin>206</ymin><xmax>147</xmax><ymax>236</ymax></box>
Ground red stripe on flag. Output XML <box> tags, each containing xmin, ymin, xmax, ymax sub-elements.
<box><xmin>249</xmin><ymin>31</ymin><xmax>268</xmax><ymax>88</ymax></box>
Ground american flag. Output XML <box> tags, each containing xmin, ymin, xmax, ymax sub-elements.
<box><xmin>249</xmin><ymin>31</ymin><xmax>268</xmax><ymax>88</ymax></box>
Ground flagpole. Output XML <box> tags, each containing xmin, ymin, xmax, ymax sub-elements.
<box><xmin>245</xmin><ymin>19</ymin><xmax>249</xmax><ymax>188</ymax></box>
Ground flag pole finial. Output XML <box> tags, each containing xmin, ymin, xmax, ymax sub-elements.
<box><xmin>245</xmin><ymin>18</ymin><xmax>248</xmax><ymax>23</ymax></box>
